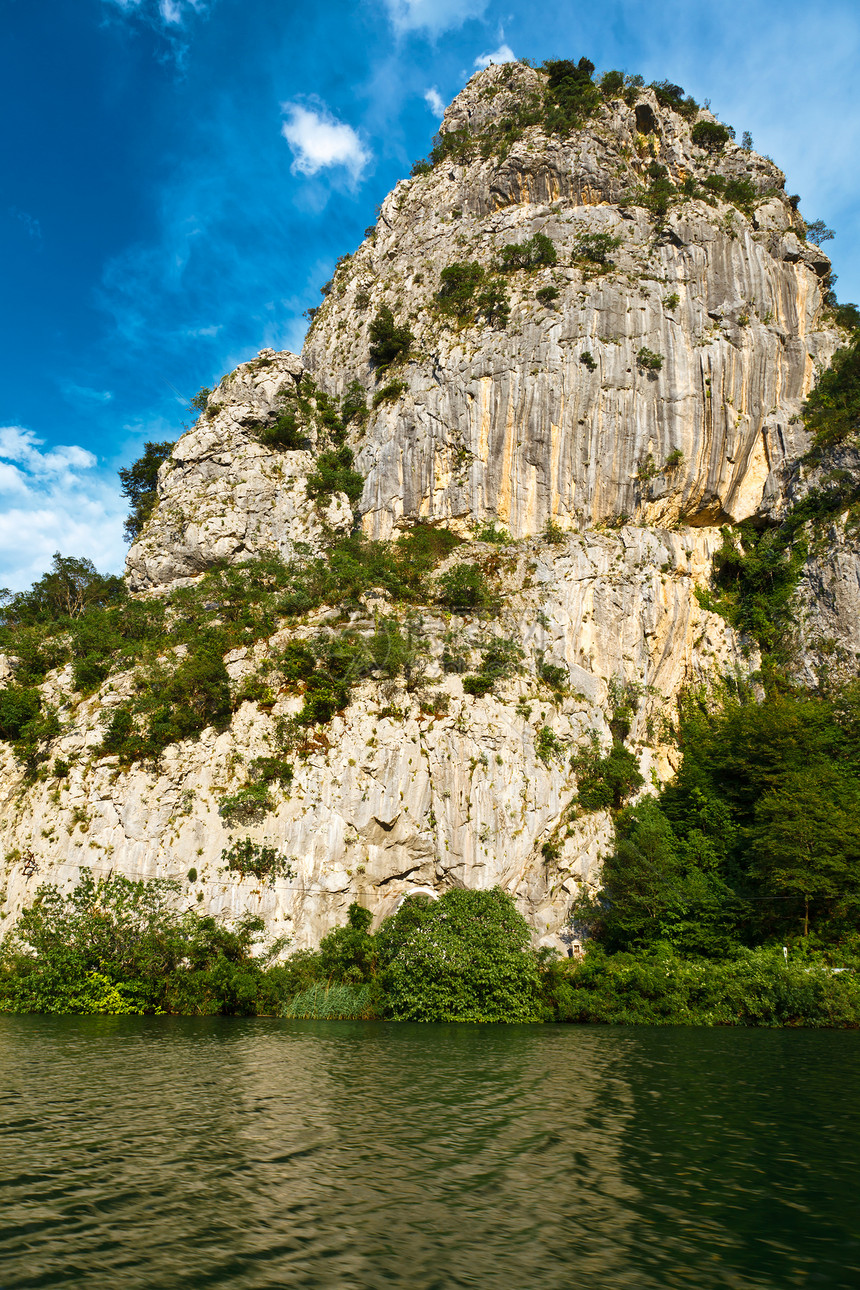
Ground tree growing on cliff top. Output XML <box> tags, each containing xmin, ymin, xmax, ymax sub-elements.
<box><xmin>118</xmin><ymin>440</ymin><xmax>175</xmax><ymax>542</ymax></box>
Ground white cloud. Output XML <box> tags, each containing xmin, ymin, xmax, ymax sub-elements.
<box><xmin>384</xmin><ymin>0</ymin><xmax>488</xmax><ymax>35</ymax></box>
<box><xmin>62</xmin><ymin>383</ymin><xmax>114</xmax><ymax>405</ymax></box>
<box><xmin>424</xmin><ymin>87</ymin><xmax>446</xmax><ymax>117</ymax></box>
<box><xmin>474</xmin><ymin>43</ymin><xmax>516</xmax><ymax>69</ymax></box>
<box><xmin>0</xmin><ymin>427</ymin><xmax>126</xmax><ymax>590</ymax></box>
<box><xmin>9</xmin><ymin>207</ymin><xmax>42</xmax><ymax>242</ymax></box>
<box><xmin>102</xmin><ymin>0</ymin><xmax>208</xmax><ymax>27</ymax></box>
<box><xmin>281</xmin><ymin>103</ymin><xmax>371</xmax><ymax>183</ymax></box>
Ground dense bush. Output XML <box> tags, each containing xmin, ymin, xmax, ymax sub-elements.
<box><xmin>0</xmin><ymin>871</ymin><xmax>283</xmax><ymax>1016</ymax></box>
<box><xmin>436</xmin><ymin>562</ymin><xmax>494</xmax><ymax>610</ymax></box>
<box><xmin>498</xmin><ymin>232</ymin><xmax>556</xmax><ymax>272</ymax></box>
<box><xmin>256</xmin><ymin>407</ymin><xmax>306</xmax><ymax>450</ymax></box>
<box><xmin>377</xmin><ymin>889</ymin><xmax>542</xmax><ymax>1022</ymax></box>
<box><xmin>576</xmin><ymin>688</ymin><xmax>860</xmax><ymax>954</ymax></box>
<box><xmin>573</xmin><ymin>737</ymin><xmax>644</xmax><ymax>810</ymax></box>
<box><xmin>434</xmin><ymin>262</ymin><xmax>511</xmax><ymax>328</ymax></box>
<box><xmin>542</xmin><ymin>945</ymin><xmax>860</xmax><ymax>1026</ymax></box>
<box><xmin>649</xmin><ymin>80</ymin><xmax>699</xmax><ymax>119</ymax></box>
<box><xmin>306</xmin><ymin>445</ymin><xmax>364</xmax><ymax>506</ymax></box>
<box><xmin>541</xmin><ymin>57</ymin><xmax>601</xmax><ymax>134</ymax></box>
<box><xmin>368</xmin><ymin>306</ymin><xmax>413</xmax><ymax>369</ymax></box>
<box><xmin>802</xmin><ymin>336</ymin><xmax>860</xmax><ymax>449</ymax></box>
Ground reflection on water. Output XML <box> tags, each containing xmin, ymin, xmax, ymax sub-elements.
<box><xmin>1</xmin><ymin>1018</ymin><xmax>858</xmax><ymax>1288</ymax></box>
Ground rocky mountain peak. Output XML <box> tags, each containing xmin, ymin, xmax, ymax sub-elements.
<box><xmin>3</xmin><ymin>59</ymin><xmax>856</xmax><ymax>958</ymax></box>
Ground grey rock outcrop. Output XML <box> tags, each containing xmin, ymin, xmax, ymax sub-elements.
<box><xmin>304</xmin><ymin>64</ymin><xmax>839</xmax><ymax>540</ymax></box>
<box><xmin>126</xmin><ymin>350</ymin><xmax>352</xmax><ymax>592</ymax></box>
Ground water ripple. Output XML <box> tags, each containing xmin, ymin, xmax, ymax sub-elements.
<box><xmin>1</xmin><ymin>1018</ymin><xmax>858</xmax><ymax>1288</ymax></box>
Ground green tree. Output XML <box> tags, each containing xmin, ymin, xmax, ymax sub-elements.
<box><xmin>0</xmin><ymin>870</ymin><xmax>277</xmax><ymax>1015</ymax></box>
<box><xmin>318</xmin><ymin>903</ymin><xmax>377</xmax><ymax>983</ymax></box>
<box><xmin>748</xmin><ymin>768</ymin><xmax>860</xmax><ymax>937</ymax></box>
<box><xmin>691</xmin><ymin>121</ymin><xmax>732</xmax><ymax>152</ymax></box>
<box><xmin>436</xmin><ymin>562</ymin><xmax>492</xmax><ymax>609</ymax></box>
<box><xmin>368</xmin><ymin>306</ymin><xmax>413</xmax><ymax>370</ymax></box>
<box><xmin>118</xmin><ymin>441</ymin><xmax>175</xmax><ymax>542</ymax></box>
<box><xmin>0</xmin><ymin>553</ymin><xmax>124</xmax><ymax>627</ymax></box>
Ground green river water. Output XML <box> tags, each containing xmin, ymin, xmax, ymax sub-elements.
<box><xmin>1</xmin><ymin>1018</ymin><xmax>857</xmax><ymax>1289</ymax></box>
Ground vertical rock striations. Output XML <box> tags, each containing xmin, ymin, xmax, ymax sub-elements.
<box><xmin>1</xmin><ymin>62</ymin><xmax>856</xmax><ymax>949</ymax></box>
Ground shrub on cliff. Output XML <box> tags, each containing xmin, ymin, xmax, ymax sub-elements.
<box><xmin>541</xmin><ymin>57</ymin><xmax>601</xmax><ymax>134</ymax></box>
<box><xmin>803</xmin><ymin>336</ymin><xmax>860</xmax><ymax>449</ymax></box>
<box><xmin>306</xmin><ymin>445</ymin><xmax>364</xmax><ymax>506</ymax></box>
<box><xmin>498</xmin><ymin>232</ymin><xmax>557</xmax><ymax>272</ymax></box>
<box><xmin>434</xmin><ymin>262</ymin><xmax>510</xmax><ymax>328</ymax></box>
<box><xmin>649</xmin><ymin>80</ymin><xmax>699</xmax><ymax>119</ymax></box>
<box><xmin>691</xmin><ymin>121</ymin><xmax>732</xmax><ymax>152</ymax></box>
<box><xmin>436</xmin><ymin>562</ymin><xmax>493</xmax><ymax>610</ymax></box>
<box><xmin>369</xmin><ymin>306</ymin><xmax>413</xmax><ymax>370</ymax></box>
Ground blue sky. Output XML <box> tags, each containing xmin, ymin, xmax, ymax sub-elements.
<box><xmin>1</xmin><ymin>0</ymin><xmax>858</xmax><ymax>589</ymax></box>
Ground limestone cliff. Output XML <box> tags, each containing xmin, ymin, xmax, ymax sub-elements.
<box><xmin>0</xmin><ymin>62</ymin><xmax>855</xmax><ymax>951</ymax></box>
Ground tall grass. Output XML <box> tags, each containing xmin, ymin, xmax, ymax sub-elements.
<box><xmin>281</xmin><ymin>982</ymin><xmax>374</xmax><ymax>1020</ymax></box>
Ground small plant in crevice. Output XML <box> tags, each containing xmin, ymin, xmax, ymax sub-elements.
<box><xmin>580</xmin><ymin>351</ymin><xmax>597</xmax><ymax>372</ymax></box>
<box><xmin>537</xmin><ymin>655</ymin><xmax>569</xmax><ymax>692</ymax></box>
<box><xmin>372</xmin><ymin>381</ymin><xmax>407</xmax><ymax>409</ymax></box>
<box><xmin>473</xmin><ymin>520</ymin><xmax>511</xmax><ymax>544</ymax></box>
<box><xmin>218</xmin><ymin>784</ymin><xmax>274</xmax><ymax>825</ymax></box>
<box><xmin>536</xmin><ymin>725</ymin><xmax>564</xmax><ymax>763</ymax></box>
<box><xmin>221</xmin><ymin>837</ymin><xmax>295</xmax><ymax>883</ymax></box>
<box><xmin>462</xmin><ymin>637</ymin><xmax>523</xmax><ymax>697</ymax></box>
<box><xmin>543</xmin><ymin>518</ymin><xmax>566</xmax><ymax>543</ymax></box>
<box><xmin>637</xmin><ymin>347</ymin><xmax>663</xmax><ymax>372</ymax></box>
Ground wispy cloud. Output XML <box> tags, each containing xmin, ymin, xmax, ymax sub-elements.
<box><xmin>281</xmin><ymin>102</ymin><xmax>371</xmax><ymax>183</ymax></box>
<box><xmin>62</xmin><ymin>383</ymin><xmax>114</xmax><ymax>405</ymax></box>
<box><xmin>424</xmin><ymin>87</ymin><xmax>446</xmax><ymax>117</ymax></box>
<box><xmin>103</xmin><ymin>0</ymin><xmax>209</xmax><ymax>25</ymax></box>
<box><xmin>384</xmin><ymin>0</ymin><xmax>488</xmax><ymax>35</ymax></box>
<box><xmin>0</xmin><ymin>428</ymin><xmax>126</xmax><ymax>590</ymax></box>
<box><xmin>9</xmin><ymin>207</ymin><xmax>42</xmax><ymax>242</ymax></box>
<box><xmin>474</xmin><ymin>43</ymin><xmax>516</xmax><ymax>69</ymax></box>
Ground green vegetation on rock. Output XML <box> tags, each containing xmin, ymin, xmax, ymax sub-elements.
<box><xmin>118</xmin><ymin>441</ymin><xmax>175</xmax><ymax>542</ymax></box>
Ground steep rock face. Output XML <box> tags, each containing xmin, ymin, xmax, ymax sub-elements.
<box><xmin>1</xmin><ymin>528</ymin><xmax>747</xmax><ymax>950</ymax></box>
<box><xmin>1</xmin><ymin>63</ymin><xmax>851</xmax><ymax>953</ymax></box>
<box><xmin>777</xmin><ymin>443</ymin><xmax>860</xmax><ymax>685</ymax></box>
<box><xmin>126</xmin><ymin>351</ymin><xmax>352</xmax><ymax>592</ymax></box>
<box><xmin>304</xmin><ymin>65</ymin><xmax>840</xmax><ymax>539</ymax></box>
